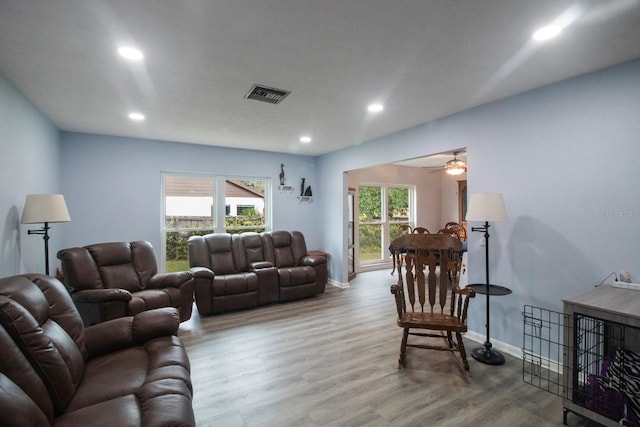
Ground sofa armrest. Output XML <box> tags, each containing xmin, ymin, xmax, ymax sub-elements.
<box><xmin>148</xmin><ymin>271</ymin><xmax>193</xmax><ymax>289</ymax></box>
<box><xmin>71</xmin><ymin>288</ymin><xmax>132</xmax><ymax>303</ymax></box>
<box><xmin>189</xmin><ymin>266</ymin><xmax>214</xmax><ymax>279</ymax></box>
<box><xmin>84</xmin><ymin>307</ymin><xmax>180</xmax><ymax>358</ymax></box>
<box><xmin>248</xmin><ymin>261</ymin><xmax>274</xmax><ymax>270</ymax></box>
<box><xmin>301</xmin><ymin>255</ymin><xmax>327</xmax><ymax>267</ymax></box>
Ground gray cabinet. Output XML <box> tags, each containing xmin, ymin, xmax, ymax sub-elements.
<box><xmin>562</xmin><ymin>285</ymin><xmax>640</xmax><ymax>426</ymax></box>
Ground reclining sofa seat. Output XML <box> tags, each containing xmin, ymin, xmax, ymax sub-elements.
<box><xmin>57</xmin><ymin>241</ymin><xmax>194</xmax><ymax>326</ymax></box>
<box><xmin>189</xmin><ymin>233</ymin><xmax>278</xmax><ymax>315</ymax></box>
<box><xmin>263</xmin><ymin>230</ymin><xmax>328</xmax><ymax>301</ymax></box>
<box><xmin>0</xmin><ymin>274</ymin><xmax>194</xmax><ymax>427</ymax></box>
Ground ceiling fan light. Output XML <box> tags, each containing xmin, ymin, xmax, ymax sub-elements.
<box><xmin>445</xmin><ymin>166</ymin><xmax>466</xmax><ymax>175</ymax></box>
<box><xmin>444</xmin><ymin>157</ymin><xmax>466</xmax><ymax>175</ymax></box>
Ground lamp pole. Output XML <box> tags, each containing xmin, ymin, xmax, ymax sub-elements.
<box><xmin>465</xmin><ymin>192</ymin><xmax>509</xmax><ymax>365</ymax></box>
<box><xmin>28</xmin><ymin>221</ymin><xmax>51</xmax><ymax>275</ymax></box>
<box><xmin>470</xmin><ymin>221</ymin><xmax>506</xmax><ymax>365</ymax></box>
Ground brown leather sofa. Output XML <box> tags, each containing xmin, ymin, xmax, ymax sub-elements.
<box><xmin>57</xmin><ymin>241</ymin><xmax>194</xmax><ymax>326</ymax></box>
<box><xmin>188</xmin><ymin>230</ymin><xmax>327</xmax><ymax>315</ymax></box>
<box><xmin>0</xmin><ymin>274</ymin><xmax>195</xmax><ymax>427</ymax></box>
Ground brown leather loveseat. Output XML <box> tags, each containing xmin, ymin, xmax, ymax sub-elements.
<box><xmin>0</xmin><ymin>274</ymin><xmax>195</xmax><ymax>427</ymax></box>
<box><xmin>188</xmin><ymin>230</ymin><xmax>327</xmax><ymax>315</ymax></box>
<box><xmin>57</xmin><ymin>241</ymin><xmax>194</xmax><ymax>326</ymax></box>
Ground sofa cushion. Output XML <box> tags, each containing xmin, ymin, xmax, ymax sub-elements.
<box><xmin>270</xmin><ymin>231</ymin><xmax>296</xmax><ymax>268</ymax></box>
<box><xmin>67</xmin><ymin>347</ymin><xmax>148</xmax><ymax>411</ymax></box>
<box><xmin>203</xmin><ymin>234</ymin><xmax>238</xmax><ymax>275</ymax></box>
<box><xmin>65</xmin><ymin>336</ymin><xmax>191</xmax><ymax>412</ymax></box>
<box><xmin>86</xmin><ymin>243</ymin><xmax>141</xmax><ymax>292</ymax></box>
<box><xmin>130</xmin><ymin>241</ymin><xmax>158</xmax><ymax>287</ymax></box>
<box><xmin>278</xmin><ymin>266</ymin><xmax>316</xmax><ymax>287</ymax></box>
<box><xmin>129</xmin><ymin>288</ymin><xmax>179</xmax><ymax>315</ymax></box>
<box><xmin>212</xmin><ymin>273</ymin><xmax>258</xmax><ymax>296</ymax></box>
<box><xmin>242</xmin><ymin>233</ymin><xmax>266</xmax><ymax>263</ymax></box>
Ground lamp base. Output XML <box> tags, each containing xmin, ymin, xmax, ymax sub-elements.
<box><xmin>471</xmin><ymin>346</ymin><xmax>506</xmax><ymax>365</ymax></box>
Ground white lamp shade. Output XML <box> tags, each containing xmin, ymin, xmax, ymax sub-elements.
<box><xmin>21</xmin><ymin>194</ymin><xmax>71</xmax><ymax>224</ymax></box>
<box><xmin>465</xmin><ymin>193</ymin><xmax>507</xmax><ymax>222</ymax></box>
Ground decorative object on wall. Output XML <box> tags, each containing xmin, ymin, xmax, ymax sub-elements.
<box><xmin>304</xmin><ymin>186</ymin><xmax>312</xmax><ymax>196</ymax></box>
<box><xmin>445</xmin><ymin>151</ymin><xmax>467</xmax><ymax>175</ymax></box>
<box><xmin>21</xmin><ymin>194</ymin><xmax>71</xmax><ymax>275</ymax></box>
<box><xmin>300</xmin><ymin>178</ymin><xmax>306</xmax><ymax>196</ymax></box>
<box><xmin>279</xmin><ymin>164</ymin><xmax>285</xmax><ymax>185</ymax></box>
<box><xmin>465</xmin><ymin>192</ymin><xmax>509</xmax><ymax>365</ymax></box>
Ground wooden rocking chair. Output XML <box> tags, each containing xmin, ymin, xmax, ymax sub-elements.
<box><xmin>390</xmin><ymin>233</ymin><xmax>475</xmax><ymax>373</ymax></box>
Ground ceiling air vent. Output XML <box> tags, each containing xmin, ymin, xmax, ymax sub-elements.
<box><xmin>245</xmin><ymin>84</ymin><xmax>291</xmax><ymax>105</ymax></box>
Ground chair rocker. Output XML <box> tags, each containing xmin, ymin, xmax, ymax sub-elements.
<box><xmin>390</xmin><ymin>233</ymin><xmax>475</xmax><ymax>373</ymax></box>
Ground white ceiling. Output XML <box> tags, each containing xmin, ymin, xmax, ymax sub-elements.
<box><xmin>1</xmin><ymin>1</ymin><xmax>639</xmax><ymax>157</ymax></box>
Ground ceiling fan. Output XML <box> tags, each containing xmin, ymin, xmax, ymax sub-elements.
<box><xmin>443</xmin><ymin>151</ymin><xmax>467</xmax><ymax>175</ymax></box>
<box><xmin>420</xmin><ymin>151</ymin><xmax>467</xmax><ymax>174</ymax></box>
<box><xmin>391</xmin><ymin>149</ymin><xmax>467</xmax><ymax>174</ymax></box>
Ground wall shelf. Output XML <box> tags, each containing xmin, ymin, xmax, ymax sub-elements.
<box><xmin>278</xmin><ymin>185</ymin><xmax>294</xmax><ymax>191</ymax></box>
<box><xmin>297</xmin><ymin>196</ymin><xmax>313</xmax><ymax>202</ymax></box>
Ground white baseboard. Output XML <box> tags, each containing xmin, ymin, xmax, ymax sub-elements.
<box><xmin>328</xmin><ymin>278</ymin><xmax>349</xmax><ymax>289</ymax></box>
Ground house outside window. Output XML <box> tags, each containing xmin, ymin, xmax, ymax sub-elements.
<box><xmin>162</xmin><ymin>174</ymin><xmax>270</xmax><ymax>272</ymax></box>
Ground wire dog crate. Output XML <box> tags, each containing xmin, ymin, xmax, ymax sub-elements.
<box><xmin>523</xmin><ymin>294</ymin><xmax>640</xmax><ymax>426</ymax></box>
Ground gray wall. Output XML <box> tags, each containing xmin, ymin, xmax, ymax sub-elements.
<box><xmin>318</xmin><ymin>59</ymin><xmax>640</xmax><ymax>349</ymax></box>
<box><xmin>0</xmin><ymin>76</ymin><xmax>61</xmax><ymax>276</ymax></box>
<box><xmin>59</xmin><ymin>133</ymin><xmax>321</xmax><ymax>266</ymax></box>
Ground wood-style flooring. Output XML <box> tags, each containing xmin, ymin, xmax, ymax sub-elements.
<box><xmin>178</xmin><ymin>269</ymin><xmax>600</xmax><ymax>427</ymax></box>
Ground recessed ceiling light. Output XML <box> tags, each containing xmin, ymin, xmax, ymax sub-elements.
<box><xmin>532</xmin><ymin>25</ymin><xmax>562</xmax><ymax>41</ymax></box>
<box><xmin>367</xmin><ymin>103</ymin><xmax>384</xmax><ymax>113</ymax></box>
<box><xmin>118</xmin><ymin>46</ymin><xmax>144</xmax><ymax>61</ymax></box>
<box><xmin>532</xmin><ymin>6</ymin><xmax>582</xmax><ymax>43</ymax></box>
<box><xmin>128</xmin><ymin>112</ymin><xmax>145</xmax><ymax>121</ymax></box>
<box><xmin>299</xmin><ymin>136</ymin><xmax>312</xmax><ymax>143</ymax></box>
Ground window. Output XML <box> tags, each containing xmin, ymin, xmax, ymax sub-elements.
<box><xmin>388</xmin><ymin>186</ymin><xmax>410</xmax><ymax>238</ymax></box>
<box><xmin>162</xmin><ymin>174</ymin><xmax>270</xmax><ymax>272</ymax></box>
<box><xmin>224</xmin><ymin>179</ymin><xmax>267</xmax><ymax>233</ymax></box>
<box><xmin>358</xmin><ymin>184</ymin><xmax>412</xmax><ymax>266</ymax></box>
<box><xmin>358</xmin><ymin>186</ymin><xmax>382</xmax><ymax>263</ymax></box>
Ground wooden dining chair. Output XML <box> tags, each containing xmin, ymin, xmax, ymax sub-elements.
<box><xmin>398</xmin><ymin>224</ymin><xmax>413</xmax><ymax>235</ymax></box>
<box><xmin>390</xmin><ymin>233</ymin><xmax>475</xmax><ymax>373</ymax></box>
<box><xmin>412</xmin><ymin>226</ymin><xmax>430</xmax><ymax>234</ymax></box>
<box><xmin>391</xmin><ymin>224</ymin><xmax>413</xmax><ymax>275</ymax></box>
<box><xmin>437</xmin><ymin>222</ymin><xmax>467</xmax><ymax>280</ymax></box>
<box><xmin>439</xmin><ymin>222</ymin><xmax>467</xmax><ymax>241</ymax></box>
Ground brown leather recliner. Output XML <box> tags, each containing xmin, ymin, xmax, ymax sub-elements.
<box><xmin>0</xmin><ymin>274</ymin><xmax>195</xmax><ymax>427</ymax></box>
<box><xmin>188</xmin><ymin>233</ymin><xmax>279</xmax><ymax>315</ymax></box>
<box><xmin>263</xmin><ymin>230</ymin><xmax>328</xmax><ymax>301</ymax></box>
<box><xmin>57</xmin><ymin>241</ymin><xmax>194</xmax><ymax>326</ymax></box>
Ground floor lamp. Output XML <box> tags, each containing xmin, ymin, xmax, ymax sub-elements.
<box><xmin>465</xmin><ymin>193</ymin><xmax>508</xmax><ymax>365</ymax></box>
<box><xmin>21</xmin><ymin>194</ymin><xmax>71</xmax><ymax>276</ymax></box>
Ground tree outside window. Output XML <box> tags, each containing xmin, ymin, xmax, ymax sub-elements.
<box><xmin>358</xmin><ymin>185</ymin><xmax>412</xmax><ymax>265</ymax></box>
